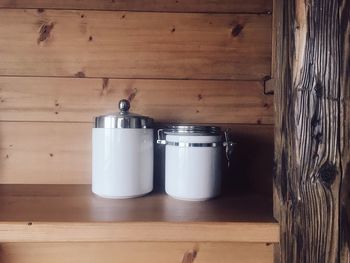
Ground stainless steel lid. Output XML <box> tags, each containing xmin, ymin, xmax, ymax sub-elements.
<box><xmin>163</xmin><ymin>125</ymin><xmax>222</xmax><ymax>136</ymax></box>
<box><xmin>94</xmin><ymin>99</ymin><xmax>153</xmax><ymax>128</ymax></box>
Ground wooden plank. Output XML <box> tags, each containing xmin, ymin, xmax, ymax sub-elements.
<box><xmin>0</xmin><ymin>122</ymin><xmax>91</xmax><ymax>184</ymax></box>
<box><xmin>0</xmin><ymin>77</ymin><xmax>273</xmax><ymax>124</ymax></box>
<box><xmin>0</xmin><ymin>185</ymin><xmax>278</xmax><ymax>243</ymax></box>
<box><xmin>271</xmin><ymin>0</ymin><xmax>280</xmax><ymax>223</ymax></box>
<box><xmin>0</xmin><ymin>9</ymin><xmax>271</xmax><ymax>80</ymax></box>
<box><xmin>0</xmin><ymin>242</ymin><xmax>274</xmax><ymax>263</ymax></box>
<box><xmin>0</xmin><ymin>185</ymin><xmax>275</xmax><ymax>223</ymax></box>
<box><xmin>0</xmin><ymin>222</ymin><xmax>278</xmax><ymax>243</ymax></box>
<box><xmin>273</xmin><ymin>0</ymin><xmax>349</xmax><ymax>262</ymax></box>
<box><xmin>0</xmin><ymin>0</ymin><xmax>273</xmax><ymax>13</ymax></box>
<box><xmin>0</xmin><ymin>122</ymin><xmax>273</xmax><ymax>184</ymax></box>
<box><xmin>340</xmin><ymin>0</ymin><xmax>350</xmax><ymax>259</ymax></box>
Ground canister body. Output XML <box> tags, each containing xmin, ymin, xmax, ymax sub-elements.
<box><xmin>164</xmin><ymin>134</ymin><xmax>222</xmax><ymax>201</ymax></box>
<box><xmin>92</xmin><ymin>128</ymin><xmax>153</xmax><ymax>198</ymax></box>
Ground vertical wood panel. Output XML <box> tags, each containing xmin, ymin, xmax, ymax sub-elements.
<box><xmin>273</xmin><ymin>0</ymin><xmax>349</xmax><ymax>262</ymax></box>
<box><xmin>340</xmin><ymin>0</ymin><xmax>350</xmax><ymax>261</ymax></box>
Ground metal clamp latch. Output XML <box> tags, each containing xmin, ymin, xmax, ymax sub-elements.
<box><xmin>223</xmin><ymin>130</ymin><xmax>235</xmax><ymax>167</ymax></box>
<box><xmin>157</xmin><ymin>129</ymin><xmax>166</xmax><ymax>145</ymax></box>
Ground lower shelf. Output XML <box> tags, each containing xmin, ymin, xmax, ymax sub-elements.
<box><xmin>0</xmin><ymin>184</ymin><xmax>279</xmax><ymax>243</ymax></box>
<box><xmin>0</xmin><ymin>242</ymin><xmax>274</xmax><ymax>263</ymax></box>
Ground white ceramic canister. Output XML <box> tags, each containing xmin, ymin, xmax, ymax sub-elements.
<box><xmin>157</xmin><ymin>125</ymin><xmax>234</xmax><ymax>201</ymax></box>
<box><xmin>92</xmin><ymin>99</ymin><xmax>154</xmax><ymax>198</ymax></box>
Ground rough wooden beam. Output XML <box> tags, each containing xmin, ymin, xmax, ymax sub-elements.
<box><xmin>273</xmin><ymin>0</ymin><xmax>350</xmax><ymax>262</ymax></box>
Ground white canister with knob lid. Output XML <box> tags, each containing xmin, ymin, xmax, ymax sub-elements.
<box><xmin>92</xmin><ymin>99</ymin><xmax>154</xmax><ymax>198</ymax></box>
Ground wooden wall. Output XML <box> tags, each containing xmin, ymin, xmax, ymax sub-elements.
<box><xmin>0</xmin><ymin>0</ymin><xmax>273</xmax><ymax>192</ymax></box>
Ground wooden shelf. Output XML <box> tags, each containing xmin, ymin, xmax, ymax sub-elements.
<box><xmin>0</xmin><ymin>185</ymin><xmax>279</xmax><ymax>243</ymax></box>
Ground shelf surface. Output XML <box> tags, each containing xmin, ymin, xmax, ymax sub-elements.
<box><xmin>0</xmin><ymin>184</ymin><xmax>279</xmax><ymax>243</ymax></box>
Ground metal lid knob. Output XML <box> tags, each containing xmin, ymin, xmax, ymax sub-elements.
<box><xmin>95</xmin><ymin>98</ymin><xmax>153</xmax><ymax>128</ymax></box>
<box><xmin>119</xmin><ymin>99</ymin><xmax>130</xmax><ymax>113</ymax></box>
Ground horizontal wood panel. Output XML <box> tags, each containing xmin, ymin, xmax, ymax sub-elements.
<box><xmin>0</xmin><ymin>185</ymin><xmax>274</xmax><ymax>223</ymax></box>
<box><xmin>0</xmin><ymin>0</ymin><xmax>272</xmax><ymax>13</ymax></box>
<box><xmin>0</xmin><ymin>122</ymin><xmax>273</xmax><ymax>184</ymax></box>
<box><xmin>0</xmin><ymin>77</ymin><xmax>273</xmax><ymax>124</ymax></box>
<box><xmin>0</xmin><ymin>242</ymin><xmax>274</xmax><ymax>263</ymax></box>
<box><xmin>0</xmin><ymin>122</ymin><xmax>91</xmax><ymax>184</ymax></box>
<box><xmin>0</xmin><ymin>222</ymin><xmax>278</xmax><ymax>242</ymax></box>
<box><xmin>0</xmin><ymin>10</ymin><xmax>271</xmax><ymax>80</ymax></box>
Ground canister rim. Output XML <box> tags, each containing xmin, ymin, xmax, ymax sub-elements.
<box><xmin>163</xmin><ymin>125</ymin><xmax>221</xmax><ymax>136</ymax></box>
<box><xmin>95</xmin><ymin>115</ymin><xmax>153</xmax><ymax>128</ymax></box>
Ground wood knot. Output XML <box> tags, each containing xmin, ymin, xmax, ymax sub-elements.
<box><xmin>127</xmin><ymin>88</ymin><xmax>138</xmax><ymax>102</ymax></box>
<box><xmin>314</xmin><ymin>82</ymin><xmax>323</xmax><ymax>98</ymax></box>
<box><xmin>74</xmin><ymin>71</ymin><xmax>86</xmax><ymax>78</ymax></box>
<box><xmin>311</xmin><ymin>114</ymin><xmax>320</xmax><ymax>128</ymax></box>
<box><xmin>313</xmin><ymin>132</ymin><xmax>323</xmax><ymax>145</ymax></box>
<box><xmin>101</xmin><ymin>78</ymin><xmax>109</xmax><ymax>96</ymax></box>
<box><xmin>37</xmin><ymin>22</ymin><xmax>54</xmax><ymax>44</ymax></box>
<box><xmin>231</xmin><ymin>24</ymin><xmax>244</xmax><ymax>37</ymax></box>
<box><xmin>181</xmin><ymin>249</ymin><xmax>197</xmax><ymax>263</ymax></box>
<box><xmin>319</xmin><ymin>162</ymin><xmax>337</xmax><ymax>187</ymax></box>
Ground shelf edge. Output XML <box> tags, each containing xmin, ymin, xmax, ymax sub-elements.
<box><xmin>0</xmin><ymin>221</ymin><xmax>279</xmax><ymax>243</ymax></box>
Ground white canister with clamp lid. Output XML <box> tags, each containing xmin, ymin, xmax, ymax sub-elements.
<box><xmin>157</xmin><ymin>125</ymin><xmax>234</xmax><ymax>201</ymax></box>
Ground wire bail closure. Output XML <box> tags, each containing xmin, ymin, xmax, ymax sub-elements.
<box><xmin>157</xmin><ymin>128</ymin><xmax>235</xmax><ymax>167</ymax></box>
<box><xmin>223</xmin><ymin>129</ymin><xmax>235</xmax><ymax>167</ymax></box>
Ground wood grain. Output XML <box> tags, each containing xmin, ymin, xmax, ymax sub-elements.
<box><xmin>0</xmin><ymin>0</ymin><xmax>272</xmax><ymax>13</ymax></box>
<box><xmin>0</xmin><ymin>122</ymin><xmax>273</xmax><ymax>185</ymax></box>
<box><xmin>0</xmin><ymin>77</ymin><xmax>273</xmax><ymax>124</ymax></box>
<box><xmin>0</xmin><ymin>9</ymin><xmax>271</xmax><ymax>80</ymax></box>
<box><xmin>0</xmin><ymin>242</ymin><xmax>274</xmax><ymax>263</ymax></box>
<box><xmin>0</xmin><ymin>122</ymin><xmax>91</xmax><ymax>184</ymax></box>
<box><xmin>340</xmin><ymin>0</ymin><xmax>350</xmax><ymax>261</ymax></box>
<box><xmin>0</xmin><ymin>222</ymin><xmax>278</xmax><ymax>243</ymax></box>
<box><xmin>0</xmin><ymin>184</ymin><xmax>275</xmax><ymax>223</ymax></box>
<box><xmin>273</xmin><ymin>0</ymin><xmax>350</xmax><ymax>262</ymax></box>
<box><xmin>0</xmin><ymin>184</ymin><xmax>278</xmax><ymax>242</ymax></box>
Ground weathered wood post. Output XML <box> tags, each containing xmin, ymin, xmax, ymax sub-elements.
<box><xmin>273</xmin><ymin>0</ymin><xmax>350</xmax><ymax>262</ymax></box>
